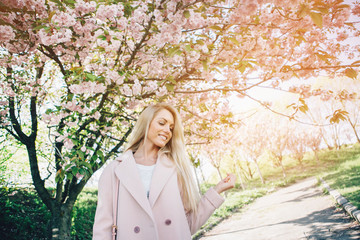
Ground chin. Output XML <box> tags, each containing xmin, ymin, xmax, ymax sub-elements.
<box><xmin>157</xmin><ymin>141</ymin><xmax>169</xmax><ymax>148</ymax></box>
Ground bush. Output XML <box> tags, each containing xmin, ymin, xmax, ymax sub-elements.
<box><xmin>0</xmin><ymin>187</ymin><xmax>98</xmax><ymax>240</ymax></box>
<box><xmin>0</xmin><ymin>187</ymin><xmax>51</xmax><ymax>240</ymax></box>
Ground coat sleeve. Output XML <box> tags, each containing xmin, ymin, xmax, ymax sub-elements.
<box><xmin>92</xmin><ymin>161</ymin><xmax>117</xmax><ymax>240</ymax></box>
<box><xmin>186</xmin><ymin>187</ymin><xmax>225</xmax><ymax>235</ymax></box>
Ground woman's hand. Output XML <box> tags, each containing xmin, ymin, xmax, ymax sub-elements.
<box><xmin>214</xmin><ymin>173</ymin><xmax>236</xmax><ymax>194</ymax></box>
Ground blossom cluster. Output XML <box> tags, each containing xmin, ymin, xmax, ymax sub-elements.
<box><xmin>69</xmin><ymin>82</ymin><xmax>106</xmax><ymax>95</ymax></box>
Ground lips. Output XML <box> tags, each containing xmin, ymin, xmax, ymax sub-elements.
<box><xmin>159</xmin><ymin>134</ymin><xmax>168</xmax><ymax>141</ymax></box>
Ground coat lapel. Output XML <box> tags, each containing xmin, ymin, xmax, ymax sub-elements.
<box><xmin>114</xmin><ymin>151</ymin><xmax>154</xmax><ymax>221</ymax></box>
<box><xmin>148</xmin><ymin>153</ymin><xmax>176</xmax><ymax>207</ymax></box>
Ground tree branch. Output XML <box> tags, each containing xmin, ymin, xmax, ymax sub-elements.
<box><xmin>124</xmin><ymin>15</ymin><xmax>154</xmax><ymax>68</ymax></box>
<box><xmin>38</xmin><ymin>45</ymin><xmax>67</xmax><ymax>76</ymax></box>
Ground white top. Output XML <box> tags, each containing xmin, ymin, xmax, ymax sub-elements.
<box><xmin>136</xmin><ymin>163</ymin><xmax>156</xmax><ymax>198</ymax></box>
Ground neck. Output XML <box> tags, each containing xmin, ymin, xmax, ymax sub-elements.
<box><xmin>134</xmin><ymin>141</ymin><xmax>159</xmax><ymax>165</ymax></box>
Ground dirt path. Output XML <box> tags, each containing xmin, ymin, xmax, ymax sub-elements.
<box><xmin>200</xmin><ymin>177</ymin><xmax>360</xmax><ymax>240</ymax></box>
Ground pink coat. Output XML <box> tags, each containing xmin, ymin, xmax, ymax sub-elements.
<box><xmin>92</xmin><ymin>150</ymin><xmax>224</xmax><ymax>240</ymax></box>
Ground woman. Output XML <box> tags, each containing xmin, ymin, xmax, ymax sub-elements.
<box><xmin>93</xmin><ymin>103</ymin><xmax>236</xmax><ymax>240</ymax></box>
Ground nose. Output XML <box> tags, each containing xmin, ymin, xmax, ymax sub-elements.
<box><xmin>165</xmin><ymin>125</ymin><xmax>171</xmax><ymax>133</ymax></box>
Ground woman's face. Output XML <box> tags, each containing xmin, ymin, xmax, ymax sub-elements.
<box><xmin>147</xmin><ymin>108</ymin><xmax>174</xmax><ymax>149</ymax></box>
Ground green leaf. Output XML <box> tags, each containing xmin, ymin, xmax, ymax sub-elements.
<box><xmin>315</xmin><ymin>53</ymin><xmax>330</xmax><ymax>64</ymax></box>
<box><xmin>298</xmin><ymin>4</ymin><xmax>308</xmax><ymax>18</ymax></box>
<box><xmin>81</xmin><ymin>162</ymin><xmax>93</xmax><ymax>173</ymax></box>
<box><xmin>238</xmin><ymin>64</ymin><xmax>246</xmax><ymax>73</ymax></box>
<box><xmin>165</xmin><ymin>83</ymin><xmax>174</xmax><ymax>92</ymax></box>
<box><xmin>96</xmin><ymin>150</ymin><xmax>104</xmax><ymax>162</ymax></box>
<box><xmin>79</xmin><ymin>168</ymin><xmax>86</xmax><ymax>175</ymax></box>
<box><xmin>64</xmin><ymin>0</ymin><xmax>76</xmax><ymax>4</ymax></box>
<box><xmin>77</xmin><ymin>150</ymin><xmax>85</xmax><ymax>160</ymax></box>
<box><xmin>196</xmin><ymin>40</ymin><xmax>205</xmax><ymax>45</ymax></box>
<box><xmin>32</xmin><ymin>25</ymin><xmax>47</xmax><ymax>31</ymax></box>
<box><xmin>86</xmin><ymin>73</ymin><xmax>97</xmax><ymax>81</ymax></box>
<box><xmin>55</xmin><ymin>169</ymin><xmax>64</xmax><ymax>183</ymax></box>
<box><xmin>66</xmin><ymin>172</ymin><xmax>74</xmax><ymax>180</ymax></box>
<box><xmin>344</xmin><ymin>68</ymin><xmax>357</xmax><ymax>79</ymax></box>
<box><xmin>71</xmin><ymin>167</ymin><xmax>79</xmax><ymax>175</ymax></box>
<box><xmin>209</xmin><ymin>25</ymin><xmax>222</xmax><ymax>31</ymax></box>
<box><xmin>313</xmin><ymin>6</ymin><xmax>329</xmax><ymax>14</ymax></box>
<box><xmin>50</xmin><ymin>0</ymin><xmax>63</xmax><ymax>6</ymax></box>
<box><xmin>328</xmin><ymin>109</ymin><xmax>349</xmax><ymax>124</ymax></box>
<box><xmin>167</xmin><ymin>46</ymin><xmax>182</xmax><ymax>57</ymax></box>
<box><xmin>184</xmin><ymin>44</ymin><xmax>192</xmax><ymax>52</ymax></box>
<box><xmin>299</xmin><ymin>104</ymin><xmax>309</xmax><ymax>113</ymax></box>
<box><xmin>309</xmin><ymin>11</ymin><xmax>323</xmax><ymax>28</ymax></box>
<box><xmin>166</xmin><ymin>75</ymin><xmax>176</xmax><ymax>84</ymax></box>
<box><xmin>183</xmin><ymin>10</ymin><xmax>190</xmax><ymax>19</ymax></box>
<box><xmin>286</xmin><ymin>103</ymin><xmax>296</xmax><ymax>109</ymax></box>
<box><xmin>199</xmin><ymin>103</ymin><xmax>208</xmax><ymax>112</ymax></box>
<box><xmin>229</xmin><ymin>37</ymin><xmax>240</xmax><ymax>45</ymax></box>
<box><xmin>97</xmin><ymin>35</ymin><xmax>107</xmax><ymax>41</ymax></box>
<box><xmin>202</xmin><ymin>59</ymin><xmax>208</xmax><ymax>72</ymax></box>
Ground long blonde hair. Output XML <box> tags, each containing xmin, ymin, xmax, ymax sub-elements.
<box><xmin>125</xmin><ymin>103</ymin><xmax>200</xmax><ymax>213</ymax></box>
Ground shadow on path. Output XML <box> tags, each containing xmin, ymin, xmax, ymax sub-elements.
<box><xmin>201</xmin><ymin>177</ymin><xmax>360</xmax><ymax>240</ymax></box>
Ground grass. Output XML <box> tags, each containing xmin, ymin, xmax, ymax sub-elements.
<box><xmin>71</xmin><ymin>188</ymin><xmax>98</xmax><ymax>240</ymax></box>
<box><xmin>193</xmin><ymin>143</ymin><xmax>360</xmax><ymax>239</ymax></box>
<box><xmin>320</xmin><ymin>152</ymin><xmax>360</xmax><ymax>209</ymax></box>
<box><xmin>1</xmin><ymin>144</ymin><xmax>359</xmax><ymax>240</ymax></box>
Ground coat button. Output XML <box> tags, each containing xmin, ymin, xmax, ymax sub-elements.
<box><xmin>134</xmin><ymin>226</ymin><xmax>140</xmax><ymax>233</ymax></box>
<box><xmin>165</xmin><ymin>219</ymin><xmax>172</xmax><ymax>225</ymax></box>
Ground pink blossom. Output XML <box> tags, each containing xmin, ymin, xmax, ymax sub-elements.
<box><xmin>132</xmin><ymin>80</ymin><xmax>142</xmax><ymax>95</ymax></box>
<box><xmin>38</xmin><ymin>28</ymin><xmax>72</xmax><ymax>45</ymax></box>
<box><xmin>74</xmin><ymin>0</ymin><xmax>96</xmax><ymax>15</ymax></box>
<box><xmin>66</xmin><ymin>121</ymin><xmax>77</xmax><ymax>127</ymax></box>
<box><xmin>64</xmin><ymin>138</ymin><xmax>75</xmax><ymax>150</ymax></box>
<box><xmin>93</xmin><ymin>111</ymin><xmax>101</xmax><ymax>120</ymax></box>
<box><xmin>336</xmin><ymin>31</ymin><xmax>348</xmax><ymax>42</ymax></box>
<box><xmin>76</xmin><ymin>173</ymin><xmax>84</xmax><ymax>179</ymax></box>
<box><xmin>121</xmin><ymin>85</ymin><xmax>132</xmax><ymax>96</ymax></box>
<box><xmin>143</xmin><ymin>81</ymin><xmax>158</xmax><ymax>92</ymax></box>
<box><xmin>69</xmin><ymin>82</ymin><xmax>106</xmax><ymax>95</ymax></box>
<box><xmin>0</xmin><ymin>26</ymin><xmax>15</xmax><ymax>42</ymax></box>
<box><xmin>52</xmin><ymin>11</ymin><xmax>76</xmax><ymax>27</ymax></box>
<box><xmin>156</xmin><ymin>86</ymin><xmax>167</xmax><ymax>97</ymax></box>
<box><xmin>0</xmin><ymin>110</ymin><xmax>7</xmax><ymax>117</ymax></box>
<box><xmin>352</xmin><ymin>4</ymin><xmax>360</xmax><ymax>16</ymax></box>
<box><xmin>106</xmin><ymin>70</ymin><xmax>123</xmax><ymax>84</ymax></box>
<box><xmin>96</xmin><ymin>4</ymin><xmax>124</xmax><ymax>22</ymax></box>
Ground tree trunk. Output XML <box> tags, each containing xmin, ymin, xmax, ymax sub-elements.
<box><xmin>215</xmin><ymin>166</ymin><xmax>223</xmax><ymax>181</ymax></box>
<box><xmin>313</xmin><ymin>150</ymin><xmax>319</xmax><ymax>162</ymax></box>
<box><xmin>246</xmin><ymin>161</ymin><xmax>253</xmax><ymax>179</ymax></box>
<box><xmin>198</xmin><ymin>164</ymin><xmax>206</xmax><ymax>182</ymax></box>
<box><xmin>348</xmin><ymin>117</ymin><xmax>360</xmax><ymax>143</ymax></box>
<box><xmin>254</xmin><ymin>160</ymin><xmax>265</xmax><ymax>184</ymax></box>
<box><xmin>193</xmin><ymin>165</ymin><xmax>202</xmax><ymax>193</ymax></box>
<box><xmin>51</xmin><ymin>202</ymin><xmax>74</xmax><ymax>240</ymax></box>
<box><xmin>280</xmin><ymin>160</ymin><xmax>286</xmax><ymax>179</ymax></box>
<box><xmin>234</xmin><ymin>160</ymin><xmax>245</xmax><ymax>190</ymax></box>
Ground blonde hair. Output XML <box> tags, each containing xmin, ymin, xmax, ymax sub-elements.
<box><xmin>125</xmin><ymin>103</ymin><xmax>200</xmax><ymax>213</ymax></box>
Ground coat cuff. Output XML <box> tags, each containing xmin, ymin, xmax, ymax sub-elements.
<box><xmin>205</xmin><ymin>187</ymin><xmax>225</xmax><ymax>209</ymax></box>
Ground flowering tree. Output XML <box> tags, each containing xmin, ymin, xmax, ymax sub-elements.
<box><xmin>305</xmin><ymin>127</ymin><xmax>322</xmax><ymax>162</ymax></box>
<box><xmin>239</xmin><ymin>122</ymin><xmax>268</xmax><ymax>184</ymax></box>
<box><xmin>267</xmin><ymin>123</ymin><xmax>291</xmax><ymax>178</ymax></box>
<box><xmin>287</xmin><ymin>131</ymin><xmax>308</xmax><ymax>167</ymax></box>
<box><xmin>1</xmin><ymin>0</ymin><xmax>359</xmax><ymax>238</ymax></box>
